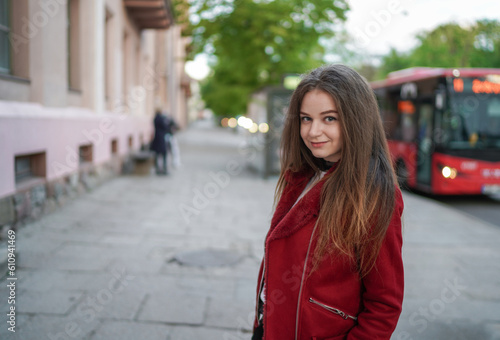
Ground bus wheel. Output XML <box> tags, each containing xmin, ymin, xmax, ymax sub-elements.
<box><xmin>396</xmin><ymin>160</ymin><xmax>409</xmax><ymax>190</ymax></box>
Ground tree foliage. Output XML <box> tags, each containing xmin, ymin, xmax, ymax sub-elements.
<box><xmin>377</xmin><ymin>19</ymin><xmax>500</xmax><ymax>80</ymax></box>
<box><xmin>186</xmin><ymin>0</ymin><xmax>349</xmax><ymax>116</ymax></box>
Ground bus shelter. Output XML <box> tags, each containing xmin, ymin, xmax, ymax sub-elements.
<box><xmin>245</xmin><ymin>87</ymin><xmax>293</xmax><ymax>178</ymax></box>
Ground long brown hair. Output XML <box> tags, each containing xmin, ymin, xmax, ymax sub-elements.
<box><xmin>276</xmin><ymin>64</ymin><xmax>397</xmax><ymax>277</ymax></box>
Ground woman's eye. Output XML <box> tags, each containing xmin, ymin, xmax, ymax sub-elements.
<box><xmin>300</xmin><ymin>116</ymin><xmax>311</xmax><ymax>122</ymax></box>
<box><xmin>325</xmin><ymin>116</ymin><xmax>337</xmax><ymax>122</ymax></box>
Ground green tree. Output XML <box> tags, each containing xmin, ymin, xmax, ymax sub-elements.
<box><xmin>469</xmin><ymin>19</ymin><xmax>500</xmax><ymax>68</ymax></box>
<box><xmin>377</xmin><ymin>19</ymin><xmax>500</xmax><ymax>79</ymax></box>
<box><xmin>411</xmin><ymin>22</ymin><xmax>478</xmax><ymax>67</ymax></box>
<box><xmin>187</xmin><ymin>0</ymin><xmax>349</xmax><ymax>117</ymax></box>
<box><xmin>376</xmin><ymin>48</ymin><xmax>412</xmax><ymax>80</ymax></box>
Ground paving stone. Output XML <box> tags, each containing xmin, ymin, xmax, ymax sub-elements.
<box><xmin>105</xmin><ymin>257</ymin><xmax>166</xmax><ymax>275</ymax></box>
<box><xmin>393</xmin><ymin>317</ymin><xmax>491</xmax><ymax>340</ymax></box>
<box><xmin>73</xmin><ymin>290</ymin><xmax>146</xmax><ymax>321</ymax></box>
<box><xmin>17</xmin><ymin>250</ymin><xmax>56</xmax><ymax>269</ymax></box>
<box><xmin>30</xmin><ymin>253</ymin><xmax>111</xmax><ymax>272</ymax></box>
<box><xmin>17</xmin><ymin>233</ymin><xmax>72</xmax><ymax>254</ymax></box>
<box><xmin>172</xmin><ymin>276</ymin><xmax>236</xmax><ymax>298</ymax></box>
<box><xmin>234</xmin><ymin>277</ymin><xmax>259</xmax><ymax>302</ymax></box>
<box><xmin>167</xmin><ymin>325</ymin><xmax>248</xmax><ymax>340</ymax></box>
<box><xmin>18</xmin><ymin>270</ymin><xmax>108</xmax><ymax>292</ymax></box>
<box><xmin>14</xmin><ymin>314</ymin><xmax>100</xmax><ymax>340</ymax></box>
<box><xmin>123</xmin><ymin>275</ymin><xmax>177</xmax><ymax>295</ymax></box>
<box><xmin>96</xmin><ymin>233</ymin><xmax>142</xmax><ymax>246</ymax></box>
<box><xmin>17</xmin><ymin>290</ymin><xmax>83</xmax><ymax>315</ymax></box>
<box><xmin>460</xmin><ymin>263</ymin><xmax>500</xmax><ymax>300</ymax></box>
<box><xmin>53</xmin><ymin>243</ymin><xmax>133</xmax><ymax>259</ymax></box>
<box><xmin>208</xmin><ymin>256</ymin><xmax>260</xmax><ymax>280</ymax></box>
<box><xmin>90</xmin><ymin>320</ymin><xmax>170</xmax><ymax>340</ymax></box>
<box><xmin>45</xmin><ymin>229</ymin><xmax>106</xmax><ymax>244</ymax></box>
<box><xmin>486</xmin><ymin>323</ymin><xmax>500</xmax><ymax>340</ymax></box>
<box><xmin>159</xmin><ymin>261</ymin><xmax>215</xmax><ymax>277</ymax></box>
<box><xmin>0</xmin><ymin>311</ymin><xmax>31</xmax><ymax>339</ymax></box>
<box><xmin>205</xmin><ymin>298</ymin><xmax>255</xmax><ymax>331</ymax></box>
<box><xmin>146</xmin><ymin>241</ymin><xmax>184</xmax><ymax>261</ymax></box>
<box><xmin>174</xmin><ymin>248</ymin><xmax>243</xmax><ymax>267</ymax></box>
<box><xmin>137</xmin><ymin>293</ymin><xmax>207</xmax><ymax>325</ymax></box>
<box><xmin>33</xmin><ymin>214</ymin><xmax>82</xmax><ymax>230</ymax></box>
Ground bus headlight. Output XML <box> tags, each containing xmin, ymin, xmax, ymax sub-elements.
<box><xmin>442</xmin><ymin>166</ymin><xmax>457</xmax><ymax>179</ymax></box>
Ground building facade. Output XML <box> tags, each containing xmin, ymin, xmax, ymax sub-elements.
<box><xmin>0</xmin><ymin>0</ymin><xmax>190</xmax><ymax>230</ymax></box>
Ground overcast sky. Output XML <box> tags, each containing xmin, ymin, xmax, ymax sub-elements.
<box><xmin>346</xmin><ymin>0</ymin><xmax>500</xmax><ymax>56</ymax></box>
<box><xmin>185</xmin><ymin>0</ymin><xmax>500</xmax><ymax>79</ymax></box>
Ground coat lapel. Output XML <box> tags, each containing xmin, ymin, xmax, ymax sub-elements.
<box><xmin>268</xmin><ymin>164</ymin><xmax>338</xmax><ymax>242</ymax></box>
<box><xmin>268</xmin><ymin>170</ymin><xmax>310</xmax><ymax>231</ymax></box>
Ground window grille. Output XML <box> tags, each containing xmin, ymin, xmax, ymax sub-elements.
<box><xmin>0</xmin><ymin>0</ymin><xmax>10</xmax><ymax>74</ymax></box>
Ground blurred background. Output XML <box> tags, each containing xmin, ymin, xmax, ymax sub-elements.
<box><xmin>1</xmin><ymin>1</ymin><xmax>500</xmax><ymax>339</ymax></box>
<box><xmin>1</xmin><ymin>0</ymin><xmax>499</xmax><ymax>204</ymax></box>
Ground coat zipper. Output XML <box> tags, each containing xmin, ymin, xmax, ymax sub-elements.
<box><xmin>256</xmin><ymin>261</ymin><xmax>265</xmax><ymax>323</ymax></box>
<box><xmin>295</xmin><ymin>220</ymin><xmax>319</xmax><ymax>340</ymax></box>
<box><xmin>308</xmin><ymin>298</ymin><xmax>358</xmax><ymax>321</ymax></box>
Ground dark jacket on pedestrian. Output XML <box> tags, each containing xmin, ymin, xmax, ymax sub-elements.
<box><xmin>150</xmin><ymin>113</ymin><xmax>170</xmax><ymax>154</ymax></box>
<box><xmin>254</xmin><ymin>165</ymin><xmax>404</xmax><ymax>340</ymax></box>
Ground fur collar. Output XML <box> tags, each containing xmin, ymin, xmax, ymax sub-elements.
<box><xmin>267</xmin><ymin>163</ymin><xmax>338</xmax><ymax>242</ymax></box>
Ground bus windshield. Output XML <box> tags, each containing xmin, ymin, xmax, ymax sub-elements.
<box><xmin>440</xmin><ymin>93</ymin><xmax>500</xmax><ymax>149</ymax></box>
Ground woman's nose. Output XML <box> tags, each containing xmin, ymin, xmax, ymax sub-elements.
<box><xmin>309</xmin><ymin>120</ymin><xmax>322</xmax><ymax>136</ymax></box>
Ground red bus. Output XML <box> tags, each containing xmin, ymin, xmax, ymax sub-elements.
<box><xmin>371</xmin><ymin>67</ymin><xmax>500</xmax><ymax>195</ymax></box>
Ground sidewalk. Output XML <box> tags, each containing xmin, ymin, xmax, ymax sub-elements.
<box><xmin>1</xmin><ymin>120</ymin><xmax>500</xmax><ymax>340</ymax></box>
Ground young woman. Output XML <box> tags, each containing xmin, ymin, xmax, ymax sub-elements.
<box><xmin>253</xmin><ymin>64</ymin><xmax>404</xmax><ymax>340</ymax></box>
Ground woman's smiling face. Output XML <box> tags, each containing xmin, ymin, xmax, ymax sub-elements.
<box><xmin>299</xmin><ymin>89</ymin><xmax>343</xmax><ymax>163</ymax></box>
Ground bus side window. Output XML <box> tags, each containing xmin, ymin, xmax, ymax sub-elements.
<box><xmin>398</xmin><ymin>100</ymin><xmax>417</xmax><ymax>142</ymax></box>
<box><xmin>382</xmin><ymin>109</ymin><xmax>401</xmax><ymax>140</ymax></box>
<box><xmin>487</xmin><ymin>98</ymin><xmax>500</xmax><ymax>137</ymax></box>
<box><xmin>401</xmin><ymin>113</ymin><xmax>416</xmax><ymax>142</ymax></box>
<box><xmin>379</xmin><ymin>95</ymin><xmax>402</xmax><ymax>140</ymax></box>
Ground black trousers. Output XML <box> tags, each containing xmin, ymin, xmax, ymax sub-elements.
<box><xmin>155</xmin><ymin>152</ymin><xmax>167</xmax><ymax>174</ymax></box>
<box><xmin>252</xmin><ymin>324</ymin><xmax>263</xmax><ymax>340</ymax></box>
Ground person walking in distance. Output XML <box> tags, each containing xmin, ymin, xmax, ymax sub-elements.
<box><xmin>150</xmin><ymin>110</ymin><xmax>170</xmax><ymax>175</ymax></box>
<box><xmin>164</xmin><ymin>114</ymin><xmax>181</xmax><ymax>169</ymax></box>
<box><xmin>252</xmin><ymin>64</ymin><xmax>404</xmax><ymax>340</ymax></box>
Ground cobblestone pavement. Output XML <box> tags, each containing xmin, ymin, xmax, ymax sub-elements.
<box><xmin>1</xmin><ymin>120</ymin><xmax>500</xmax><ymax>340</ymax></box>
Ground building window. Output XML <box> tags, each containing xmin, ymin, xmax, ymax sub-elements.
<box><xmin>79</xmin><ymin>144</ymin><xmax>93</xmax><ymax>164</ymax></box>
<box><xmin>14</xmin><ymin>152</ymin><xmax>47</xmax><ymax>184</ymax></box>
<box><xmin>1</xmin><ymin>0</ymin><xmax>29</xmax><ymax>78</ymax></box>
<box><xmin>0</xmin><ymin>0</ymin><xmax>10</xmax><ymax>74</ymax></box>
<box><xmin>15</xmin><ymin>156</ymin><xmax>30</xmax><ymax>182</ymax></box>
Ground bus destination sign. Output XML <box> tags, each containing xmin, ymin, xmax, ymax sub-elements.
<box><xmin>453</xmin><ymin>76</ymin><xmax>500</xmax><ymax>94</ymax></box>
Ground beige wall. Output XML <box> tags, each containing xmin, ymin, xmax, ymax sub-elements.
<box><xmin>0</xmin><ymin>0</ymin><xmax>191</xmax><ymax>199</ymax></box>
<box><xmin>0</xmin><ymin>0</ymin><xmax>190</xmax><ymax>120</ymax></box>
<box><xmin>29</xmin><ymin>0</ymin><xmax>68</xmax><ymax>107</ymax></box>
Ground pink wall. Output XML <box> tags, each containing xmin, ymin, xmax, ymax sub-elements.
<box><xmin>0</xmin><ymin>101</ymin><xmax>152</xmax><ymax>198</ymax></box>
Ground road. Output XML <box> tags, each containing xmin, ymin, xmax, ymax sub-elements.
<box><xmin>431</xmin><ymin>194</ymin><xmax>500</xmax><ymax>228</ymax></box>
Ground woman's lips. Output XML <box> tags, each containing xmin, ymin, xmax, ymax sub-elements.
<box><xmin>310</xmin><ymin>141</ymin><xmax>327</xmax><ymax>148</ymax></box>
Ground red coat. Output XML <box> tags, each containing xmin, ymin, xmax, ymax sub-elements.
<box><xmin>254</xmin><ymin>166</ymin><xmax>404</xmax><ymax>340</ymax></box>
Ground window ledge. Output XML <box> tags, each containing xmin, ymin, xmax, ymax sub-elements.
<box><xmin>69</xmin><ymin>87</ymin><xmax>82</xmax><ymax>94</ymax></box>
<box><xmin>15</xmin><ymin>177</ymin><xmax>45</xmax><ymax>192</ymax></box>
<box><xmin>0</xmin><ymin>73</ymin><xmax>30</xmax><ymax>84</ymax></box>
<box><xmin>79</xmin><ymin>162</ymin><xmax>93</xmax><ymax>171</ymax></box>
